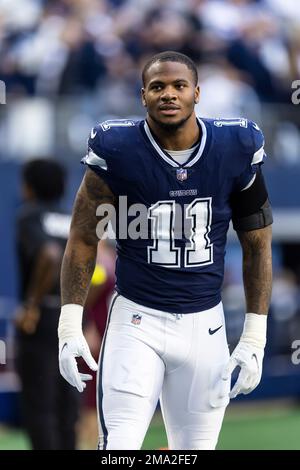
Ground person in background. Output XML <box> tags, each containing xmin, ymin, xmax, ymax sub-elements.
<box><xmin>15</xmin><ymin>159</ymin><xmax>79</xmax><ymax>450</ymax></box>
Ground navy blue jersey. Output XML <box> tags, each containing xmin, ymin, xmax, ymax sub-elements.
<box><xmin>82</xmin><ymin>117</ymin><xmax>266</xmax><ymax>314</ymax></box>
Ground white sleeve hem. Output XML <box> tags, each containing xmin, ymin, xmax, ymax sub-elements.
<box><xmin>252</xmin><ymin>146</ymin><xmax>265</xmax><ymax>165</ymax></box>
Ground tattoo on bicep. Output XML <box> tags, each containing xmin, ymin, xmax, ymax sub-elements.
<box><xmin>71</xmin><ymin>170</ymin><xmax>115</xmax><ymax>245</ymax></box>
<box><xmin>238</xmin><ymin>226</ymin><xmax>272</xmax><ymax>255</ymax></box>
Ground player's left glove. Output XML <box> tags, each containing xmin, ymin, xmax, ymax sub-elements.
<box><xmin>222</xmin><ymin>313</ymin><xmax>267</xmax><ymax>399</ymax></box>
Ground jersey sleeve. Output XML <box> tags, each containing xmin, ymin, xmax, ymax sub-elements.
<box><xmin>81</xmin><ymin>123</ymin><xmax>122</xmax><ymax>196</ymax></box>
<box><xmin>81</xmin><ymin>124</ymin><xmax>110</xmax><ymax>177</ymax></box>
<box><xmin>236</xmin><ymin>121</ymin><xmax>267</xmax><ymax>191</ymax></box>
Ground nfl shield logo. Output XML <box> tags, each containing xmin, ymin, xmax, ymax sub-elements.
<box><xmin>131</xmin><ymin>314</ymin><xmax>142</xmax><ymax>325</ymax></box>
<box><xmin>176</xmin><ymin>169</ymin><xmax>187</xmax><ymax>181</ymax></box>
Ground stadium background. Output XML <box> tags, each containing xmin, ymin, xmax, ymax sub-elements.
<box><xmin>0</xmin><ymin>0</ymin><xmax>300</xmax><ymax>450</ymax></box>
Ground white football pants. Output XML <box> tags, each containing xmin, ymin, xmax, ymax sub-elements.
<box><xmin>97</xmin><ymin>293</ymin><xmax>230</xmax><ymax>450</ymax></box>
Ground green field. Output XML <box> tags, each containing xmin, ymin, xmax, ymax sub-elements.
<box><xmin>1</xmin><ymin>403</ymin><xmax>300</xmax><ymax>450</ymax></box>
<box><xmin>143</xmin><ymin>404</ymin><xmax>300</xmax><ymax>450</ymax></box>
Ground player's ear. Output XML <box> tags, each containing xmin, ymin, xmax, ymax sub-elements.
<box><xmin>141</xmin><ymin>88</ymin><xmax>147</xmax><ymax>107</ymax></box>
<box><xmin>194</xmin><ymin>85</ymin><xmax>200</xmax><ymax>104</ymax></box>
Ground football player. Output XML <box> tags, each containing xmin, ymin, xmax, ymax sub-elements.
<box><xmin>58</xmin><ymin>51</ymin><xmax>272</xmax><ymax>450</ymax></box>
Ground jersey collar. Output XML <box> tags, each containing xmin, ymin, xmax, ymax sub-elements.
<box><xmin>143</xmin><ymin>118</ymin><xmax>207</xmax><ymax>168</ymax></box>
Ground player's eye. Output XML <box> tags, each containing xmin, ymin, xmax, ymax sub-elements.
<box><xmin>151</xmin><ymin>85</ymin><xmax>163</xmax><ymax>91</ymax></box>
<box><xmin>176</xmin><ymin>84</ymin><xmax>186</xmax><ymax>89</ymax></box>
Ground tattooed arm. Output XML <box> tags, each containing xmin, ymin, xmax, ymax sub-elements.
<box><xmin>58</xmin><ymin>169</ymin><xmax>115</xmax><ymax>392</ymax></box>
<box><xmin>237</xmin><ymin>225</ymin><xmax>272</xmax><ymax>316</ymax></box>
<box><xmin>61</xmin><ymin>169</ymin><xmax>115</xmax><ymax>306</ymax></box>
<box><xmin>221</xmin><ymin>225</ymin><xmax>272</xmax><ymax>399</ymax></box>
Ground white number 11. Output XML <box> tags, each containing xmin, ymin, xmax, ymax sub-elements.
<box><xmin>147</xmin><ymin>198</ymin><xmax>213</xmax><ymax>268</ymax></box>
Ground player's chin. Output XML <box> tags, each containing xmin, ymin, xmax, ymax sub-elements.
<box><xmin>155</xmin><ymin>113</ymin><xmax>187</xmax><ymax>129</ymax></box>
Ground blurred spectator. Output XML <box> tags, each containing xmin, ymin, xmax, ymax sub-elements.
<box><xmin>15</xmin><ymin>159</ymin><xmax>79</xmax><ymax>449</ymax></box>
<box><xmin>268</xmin><ymin>268</ymin><xmax>300</xmax><ymax>355</ymax></box>
<box><xmin>196</xmin><ymin>60</ymin><xmax>261</xmax><ymax>119</ymax></box>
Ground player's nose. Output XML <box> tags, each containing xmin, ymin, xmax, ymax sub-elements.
<box><xmin>160</xmin><ymin>87</ymin><xmax>177</xmax><ymax>101</ymax></box>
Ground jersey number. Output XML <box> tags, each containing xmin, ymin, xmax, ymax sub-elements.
<box><xmin>101</xmin><ymin>119</ymin><xmax>135</xmax><ymax>131</ymax></box>
<box><xmin>214</xmin><ymin>118</ymin><xmax>248</xmax><ymax>128</ymax></box>
<box><xmin>147</xmin><ymin>199</ymin><xmax>213</xmax><ymax>268</ymax></box>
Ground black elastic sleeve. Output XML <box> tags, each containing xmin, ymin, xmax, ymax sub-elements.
<box><xmin>230</xmin><ymin>169</ymin><xmax>273</xmax><ymax>231</ymax></box>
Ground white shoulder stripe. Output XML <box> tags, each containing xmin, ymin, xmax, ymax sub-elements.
<box><xmin>84</xmin><ymin>150</ymin><xmax>107</xmax><ymax>171</ymax></box>
<box><xmin>252</xmin><ymin>146</ymin><xmax>265</xmax><ymax>165</ymax></box>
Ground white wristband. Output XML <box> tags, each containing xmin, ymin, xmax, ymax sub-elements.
<box><xmin>240</xmin><ymin>313</ymin><xmax>267</xmax><ymax>349</ymax></box>
<box><xmin>58</xmin><ymin>304</ymin><xmax>83</xmax><ymax>341</ymax></box>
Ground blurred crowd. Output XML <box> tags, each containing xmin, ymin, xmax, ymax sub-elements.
<box><xmin>0</xmin><ymin>0</ymin><xmax>300</xmax><ymax>163</ymax></box>
<box><xmin>0</xmin><ymin>0</ymin><xmax>299</xmax><ymax>103</ymax></box>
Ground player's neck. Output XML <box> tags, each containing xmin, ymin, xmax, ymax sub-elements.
<box><xmin>146</xmin><ymin>114</ymin><xmax>200</xmax><ymax>151</ymax></box>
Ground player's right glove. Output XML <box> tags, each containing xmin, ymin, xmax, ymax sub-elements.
<box><xmin>58</xmin><ymin>304</ymin><xmax>98</xmax><ymax>393</ymax></box>
<box><xmin>221</xmin><ymin>313</ymin><xmax>267</xmax><ymax>399</ymax></box>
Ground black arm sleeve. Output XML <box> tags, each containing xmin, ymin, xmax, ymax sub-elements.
<box><xmin>230</xmin><ymin>169</ymin><xmax>273</xmax><ymax>231</ymax></box>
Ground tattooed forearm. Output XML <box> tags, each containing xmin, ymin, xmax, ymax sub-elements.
<box><xmin>61</xmin><ymin>169</ymin><xmax>115</xmax><ymax>306</ymax></box>
<box><xmin>237</xmin><ymin>225</ymin><xmax>272</xmax><ymax>315</ymax></box>
<box><xmin>61</xmin><ymin>246</ymin><xmax>96</xmax><ymax>305</ymax></box>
